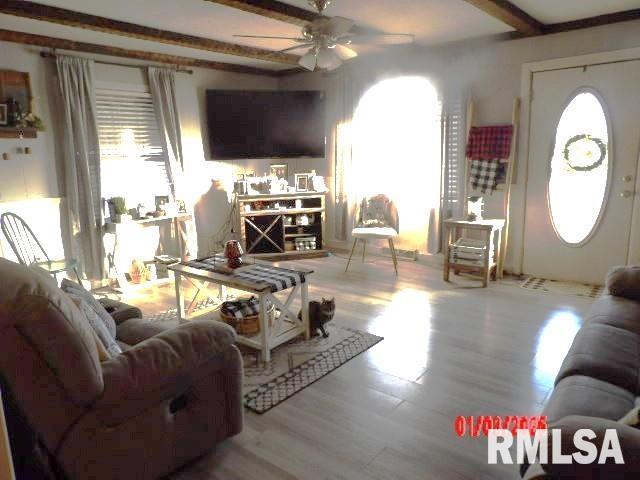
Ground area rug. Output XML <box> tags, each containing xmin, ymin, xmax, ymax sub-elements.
<box><xmin>145</xmin><ymin>304</ymin><xmax>383</xmax><ymax>414</ymax></box>
<box><xmin>520</xmin><ymin>277</ymin><xmax>603</xmax><ymax>298</ymax></box>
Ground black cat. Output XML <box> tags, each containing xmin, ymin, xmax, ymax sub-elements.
<box><xmin>299</xmin><ymin>297</ymin><xmax>335</xmax><ymax>338</ymax></box>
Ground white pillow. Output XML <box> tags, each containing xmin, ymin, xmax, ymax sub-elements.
<box><xmin>67</xmin><ymin>292</ymin><xmax>122</xmax><ymax>358</ymax></box>
<box><xmin>61</xmin><ymin>279</ymin><xmax>117</xmax><ymax>338</ymax></box>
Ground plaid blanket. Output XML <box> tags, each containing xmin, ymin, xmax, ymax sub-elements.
<box><xmin>232</xmin><ymin>264</ymin><xmax>306</xmax><ymax>293</ymax></box>
<box><xmin>221</xmin><ymin>296</ymin><xmax>260</xmax><ymax>320</ymax></box>
<box><xmin>466</xmin><ymin>125</ymin><xmax>513</xmax><ymax>161</ymax></box>
<box><xmin>182</xmin><ymin>257</ymin><xmax>306</xmax><ymax>293</ymax></box>
<box><xmin>470</xmin><ymin>159</ymin><xmax>505</xmax><ymax>193</ymax></box>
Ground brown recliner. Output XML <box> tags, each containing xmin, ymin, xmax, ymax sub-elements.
<box><xmin>0</xmin><ymin>258</ymin><xmax>243</xmax><ymax>479</ymax></box>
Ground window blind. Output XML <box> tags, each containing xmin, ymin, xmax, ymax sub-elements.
<box><xmin>95</xmin><ymin>88</ymin><xmax>171</xmax><ymax>206</ymax></box>
<box><xmin>443</xmin><ymin>101</ymin><xmax>465</xmax><ymax>216</ymax></box>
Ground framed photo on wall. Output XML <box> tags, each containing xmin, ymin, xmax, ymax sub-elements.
<box><xmin>295</xmin><ymin>173</ymin><xmax>310</xmax><ymax>192</ymax></box>
<box><xmin>0</xmin><ymin>104</ymin><xmax>6</xmax><ymax>126</ymax></box>
<box><xmin>270</xmin><ymin>163</ymin><xmax>288</xmax><ymax>180</ymax></box>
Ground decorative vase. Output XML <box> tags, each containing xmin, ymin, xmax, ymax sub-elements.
<box><xmin>224</xmin><ymin>240</ymin><xmax>244</xmax><ymax>269</ymax></box>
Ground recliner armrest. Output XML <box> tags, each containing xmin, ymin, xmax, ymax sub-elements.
<box><xmin>95</xmin><ymin>320</ymin><xmax>236</xmax><ymax>425</ymax></box>
<box><xmin>98</xmin><ymin>298</ymin><xmax>143</xmax><ymax>324</ymax></box>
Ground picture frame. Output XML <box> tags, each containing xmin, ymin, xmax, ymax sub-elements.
<box><xmin>0</xmin><ymin>104</ymin><xmax>6</xmax><ymax>126</ymax></box>
<box><xmin>155</xmin><ymin>195</ymin><xmax>170</xmax><ymax>211</ymax></box>
<box><xmin>295</xmin><ymin>173</ymin><xmax>310</xmax><ymax>192</ymax></box>
<box><xmin>270</xmin><ymin>163</ymin><xmax>289</xmax><ymax>180</ymax></box>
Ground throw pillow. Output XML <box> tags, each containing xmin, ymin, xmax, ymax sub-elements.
<box><xmin>360</xmin><ymin>196</ymin><xmax>389</xmax><ymax>228</ymax></box>
<box><xmin>60</xmin><ymin>279</ymin><xmax>117</xmax><ymax>338</ymax></box>
<box><xmin>67</xmin><ymin>293</ymin><xmax>122</xmax><ymax>358</ymax></box>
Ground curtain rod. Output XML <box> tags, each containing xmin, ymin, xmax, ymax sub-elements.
<box><xmin>39</xmin><ymin>51</ymin><xmax>194</xmax><ymax>74</ymax></box>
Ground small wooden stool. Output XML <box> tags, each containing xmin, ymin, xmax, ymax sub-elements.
<box><xmin>443</xmin><ymin>219</ymin><xmax>505</xmax><ymax>287</ymax></box>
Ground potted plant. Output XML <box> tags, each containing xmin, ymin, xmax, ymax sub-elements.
<box><xmin>110</xmin><ymin>197</ymin><xmax>131</xmax><ymax>223</ymax></box>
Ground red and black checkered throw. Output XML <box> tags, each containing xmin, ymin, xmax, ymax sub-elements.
<box><xmin>466</xmin><ymin>125</ymin><xmax>514</xmax><ymax>161</ymax></box>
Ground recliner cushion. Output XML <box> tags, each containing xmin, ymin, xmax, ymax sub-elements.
<box><xmin>554</xmin><ymin>323</ymin><xmax>640</xmax><ymax>393</ymax></box>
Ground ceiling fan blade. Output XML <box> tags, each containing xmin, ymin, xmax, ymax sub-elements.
<box><xmin>299</xmin><ymin>50</ymin><xmax>318</xmax><ymax>71</ymax></box>
<box><xmin>280</xmin><ymin>43</ymin><xmax>314</xmax><ymax>53</ymax></box>
<box><xmin>325</xmin><ymin>16</ymin><xmax>355</xmax><ymax>37</ymax></box>
<box><xmin>340</xmin><ymin>33</ymin><xmax>414</xmax><ymax>45</ymax></box>
<box><xmin>233</xmin><ymin>35</ymin><xmax>309</xmax><ymax>41</ymax></box>
<box><xmin>334</xmin><ymin>44</ymin><xmax>357</xmax><ymax>60</ymax></box>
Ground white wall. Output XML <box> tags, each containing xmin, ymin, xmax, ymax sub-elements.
<box><xmin>0</xmin><ymin>41</ymin><xmax>319</xmax><ymax>258</ymax></box>
<box><xmin>278</xmin><ymin>19</ymin><xmax>640</xmax><ymax>271</ymax></box>
<box><xmin>0</xmin><ymin>43</ymin><xmax>59</xmax><ymax>201</ymax></box>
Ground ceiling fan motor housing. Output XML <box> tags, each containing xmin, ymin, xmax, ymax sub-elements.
<box><xmin>308</xmin><ymin>0</ymin><xmax>331</xmax><ymax>13</ymax></box>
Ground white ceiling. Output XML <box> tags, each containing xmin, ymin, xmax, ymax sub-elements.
<box><xmin>280</xmin><ymin>0</ymin><xmax>513</xmax><ymax>45</ymax></box>
<box><xmin>510</xmin><ymin>0</ymin><xmax>640</xmax><ymax>24</ymax></box>
<box><xmin>0</xmin><ymin>0</ymin><xmax>637</xmax><ymax>71</ymax></box>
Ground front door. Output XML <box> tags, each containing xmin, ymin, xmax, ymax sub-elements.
<box><xmin>523</xmin><ymin>60</ymin><xmax>640</xmax><ymax>284</ymax></box>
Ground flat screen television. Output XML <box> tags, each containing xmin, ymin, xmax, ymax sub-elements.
<box><xmin>206</xmin><ymin>90</ymin><xmax>325</xmax><ymax>159</ymax></box>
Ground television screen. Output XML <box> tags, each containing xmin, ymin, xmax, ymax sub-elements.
<box><xmin>206</xmin><ymin>90</ymin><xmax>326</xmax><ymax>159</ymax></box>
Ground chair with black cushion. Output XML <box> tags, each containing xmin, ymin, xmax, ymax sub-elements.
<box><xmin>0</xmin><ymin>211</ymin><xmax>81</xmax><ymax>283</ymax></box>
<box><xmin>346</xmin><ymin>194</ymin><xmax>400</xmax><ymax>275</ymax></box>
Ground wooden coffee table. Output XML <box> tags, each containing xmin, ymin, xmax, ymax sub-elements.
<box><xmin>168</xmin><ymin>258</ymin><xmax>313</xmax><ymax>363</ymax></box>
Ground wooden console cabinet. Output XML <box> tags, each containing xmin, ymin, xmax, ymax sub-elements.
<box><xmin>236</xmin><ymin>192</ymin><xmax>328</xmax><ymax>260</ymax></box>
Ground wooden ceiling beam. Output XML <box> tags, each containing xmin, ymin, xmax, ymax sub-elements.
<box><xmin>462</xmin><ymin>0</ymin><xmax>543</xmax><ymax>36</ymax></box>
<box><xmin>0</xmin><ymin>0</ymin><xmax>299</xmax><ymax>65</ymax></box>
<box><xmin>204</xmin><ymin>0</ymin><xmax>322</xmax><ymax>27</ymax></box>
<box><xmin>0</xmin><ymin>29</ymin><xmax>282</xmax><ymax>76</ymax></box>
<box><xmin>543</xmin><ymin>8</ymin><xmax>640</xmax><ymax>35</ymax></box>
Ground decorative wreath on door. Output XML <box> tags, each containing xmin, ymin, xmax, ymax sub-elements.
<box><xmin>563</xmin><ymin>134</ymin><xmax>607</xmax><ymax>172</ymax></box>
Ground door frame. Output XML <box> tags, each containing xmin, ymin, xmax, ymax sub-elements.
<box><xmin>515</xmin><ymin>47</ymin><xmax>640</xmax><ymax>274</ymax></box>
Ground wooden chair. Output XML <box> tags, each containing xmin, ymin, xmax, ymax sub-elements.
<box><xmin>0</xmin><ymin>212</ymin><xmax>81</xmax><ymax>283</ymax></box>
<box><xmin>345</xmin><ymin>194</ymin><xmax>399</xmax><ymax>275</ymax></box>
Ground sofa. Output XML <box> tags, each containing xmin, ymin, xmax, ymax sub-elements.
<box><xmin>522</xmin><ymin>267</ymin><xmax>640</xmax><ymax>478</ymax></box>
<box><xmin>0</xmin><ymin>258</ymin><xmax>243</xmax><ymax>479</ymax></box>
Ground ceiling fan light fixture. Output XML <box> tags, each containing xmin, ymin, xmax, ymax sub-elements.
<box><xmin>334</xmin><ymin>44</ymin><xmax>357</xmax><ymax>60</ymax></box>
<box><xmin>299</xmin><ymin>50</ymin><xmax>318</xmax><ymax>71</ymax></box>
<box><xmin>316</xmin><ymin>47</ymin><xmax>342</xmax><ymax>70</ymax></box>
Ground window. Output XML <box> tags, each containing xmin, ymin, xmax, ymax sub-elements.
<box><xmin>95</xmin><ymin>88</ymin><xmax>171</xmax><ymax>209</ymax></box>
<box><xmin>548</xmin><ymin>90</ymin><xmax>610</xmax><ymax>245</ymax></box>
<box><xmin>352</xmin><ymin>77</ymin><xmax>441</xmax><ymax>250</ymax></box>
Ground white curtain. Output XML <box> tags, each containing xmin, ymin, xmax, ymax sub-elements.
<box><xmin>333</xmin><ymin>69</ymin><xmax>356</xmax><ymax>241</ymax></box>
<box><xmin>147</xmin><ymin>67</ymin><xmax>183</xmax><ymax>190</ymax></box>
<box><xmin>56</xmin><ymin>55</ymin><xmax>104</xmax><ymax>279</ymax></box>
<box><xmin>147</xmin><ymin>67</ymin><xmax>194</xmax><ymax>259</ymax></box>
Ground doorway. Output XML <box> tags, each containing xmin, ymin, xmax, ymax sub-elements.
<box><xmin>523</xmin><ymin>60</ymin><xmax>640</xmax><ymax>283</ymax></box>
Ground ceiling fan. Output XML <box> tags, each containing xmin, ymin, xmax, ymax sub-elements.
<box><xmin>234</xmin><ymin>0</ymin><xmax>414</xmax><ymax>71</ymax></box>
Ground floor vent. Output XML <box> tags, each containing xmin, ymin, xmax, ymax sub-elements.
<box><xmin>381</xmin><ymin>247</ymin><xmax>418</xmax><ymax>261</ymax></box>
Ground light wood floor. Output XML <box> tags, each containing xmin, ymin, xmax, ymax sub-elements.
<box><xmin>123</xmin><ymin>253</ymin><xmax>592</xmax><ymax>480</ymax></box>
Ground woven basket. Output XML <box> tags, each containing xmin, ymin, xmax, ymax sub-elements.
<box><xmin>220</xmin><ymin>302</ymin><xmax>276</xmax><ymax>335</ymax></box>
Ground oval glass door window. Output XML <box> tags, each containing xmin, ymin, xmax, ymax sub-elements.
<box><xmin>548</xmin><ymin>91</ymin><xmax>610</xmax><ymax>245</ymax></box>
